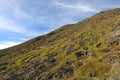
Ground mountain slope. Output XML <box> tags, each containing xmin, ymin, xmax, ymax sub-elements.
<box><xmin>0</xmin><ymin>8</ymin><xmax>120</xmax><ymax>80</ymax></box>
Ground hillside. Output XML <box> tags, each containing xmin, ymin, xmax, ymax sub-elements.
<box><xmin>0</xmin><ymin>8</ymin><xmax>120</xmax><ymax>80</ymax></box>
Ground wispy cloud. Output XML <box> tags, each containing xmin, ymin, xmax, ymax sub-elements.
<box><xmin>54</xmin><ymin>0</ymin><xmax>99</xmax><ymax>12</ymax></box>
<box><xmin>0</xmin><ymin>15</ymin><xmax>43</xmax><ymax>37</ymax></box>
<box><xmin>0</xmin><ymin>41</ymin><xmax>20</xmax><ymax>49</ymax></box>
<box><xmin>0</xmin><ymin>16</ymin><xmax>27</xmax><ymax>33</ymax></box>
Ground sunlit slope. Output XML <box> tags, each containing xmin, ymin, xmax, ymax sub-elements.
<box><xmin>0</xmin><ymin>8</ymin><xmax>120</xmax><ymax>80</ymax></box>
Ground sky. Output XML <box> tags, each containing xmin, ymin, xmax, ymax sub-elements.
<box><xmin>0</xmin><ymin>0</ymin><xmax>120</xmax><ymax>49</ymax></box>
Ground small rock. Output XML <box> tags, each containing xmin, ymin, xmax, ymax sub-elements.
<box><xmin>96</xmin><ymin>43</ymin><xmax>102</xmax><ymax>48</ymax></box>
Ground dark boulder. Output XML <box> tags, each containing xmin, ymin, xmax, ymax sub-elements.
<box><xmin>75</xmin><ymin>51</ymin><xmax>85</xmax><ymax>59</ymax></box>
<box><xmin>96</xmin><ymin>43</ymin><xmax>102</xmax><ymax>48</ymax></box>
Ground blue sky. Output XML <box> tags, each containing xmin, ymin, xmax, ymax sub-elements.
<box><xmin>0</xmin><ymin>0</ymin><xmax>120</xmax><ymax>49</ymax></box>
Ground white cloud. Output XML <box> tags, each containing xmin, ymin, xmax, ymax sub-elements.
<box><xmin>0</xmin><ymin>15</ymin><xmax>42</xmax><ymax>37</ymax></box>
<box><xmin>14</xmin><ymin>8</ymin><xmax>33</xmax><ymax>20</ymax></box>
<box><xmin>0</xmin><ymin>41</ymin><xmax>20</xmax><ymax>49</ymax></box>
<box><xmin>0</xmin><ymin>0</ymin><xmax>33</xmax><ymax>34</ymax></box>
<box><xmin>4</xmin><ymin>0</ymin><xmax>32</xmax><ymax>20</ymax></box>
<box><xmin>0</xmin><ymin>16</ymin><xmax>27</xmax><ymax>33</ymax></box>
<box><xmin>54</xmin><ymin>0</ymin><xmax>99</xmax><ymax>12</ymax></box>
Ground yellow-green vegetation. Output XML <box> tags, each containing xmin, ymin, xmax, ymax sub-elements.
<box><xmin>0</xmin><ymin>8</ymin><xmax>120</xmax><ymax>80</ymax></box>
